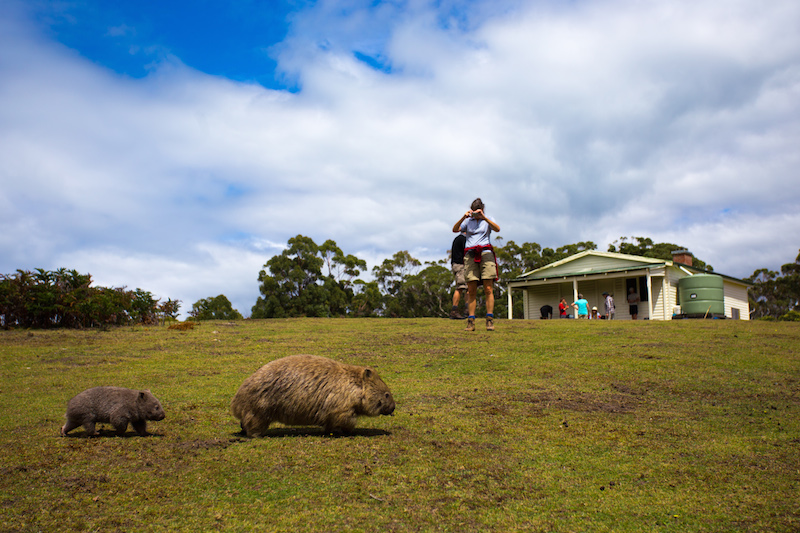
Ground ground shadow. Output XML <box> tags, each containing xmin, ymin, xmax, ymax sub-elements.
<box><xmin>231</xmin><ymin>427</ymin><xmax>392</xmax><ymax>439</ymax></box>
<box><xmin>61</xmin><ymin>428</ymin><xmax>165</xmax><ymax>438</ymax></box>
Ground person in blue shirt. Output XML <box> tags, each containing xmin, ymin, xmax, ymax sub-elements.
<box><xmin>571</xmin><ymin>294</ymin><xmax>589</xmax><ymax>319</ymax></box>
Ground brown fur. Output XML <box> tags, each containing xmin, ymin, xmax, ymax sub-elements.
<box><xmin>168</xmin><ymin>322</ymin><xmax>195</xmax><ymax>330</ymax></box>
<box><xmin>231</xmin><ymin>354</ymin><xmax>395</xmax><ymax>436</ymax></box>
<box><xmin>60</xmin><ymin>387</ymin><xmax>166</xmax><ymax>437</ymax></box>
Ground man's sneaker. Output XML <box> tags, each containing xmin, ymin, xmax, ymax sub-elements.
<box><xmin>465</xmin><ymin>317</ymin><xmax>475</xmax><ymax>331</ymax></box>
<box><xmin>450</xmin><ymin>309</ymin><xmax>464</xmax><ymax>320</ymax></box>
<box><xmin>486</xmin><ymin>317</ymin><xmax>495</xmax><ymax>331</ymax></box>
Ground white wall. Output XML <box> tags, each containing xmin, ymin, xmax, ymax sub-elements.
<box><xmin>723</xmin><ymin>281</ymin><xmax>750</xmax><ymax>320</ymax></box>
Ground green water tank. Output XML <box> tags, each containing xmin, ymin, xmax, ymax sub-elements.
<box><xmin>678</xmin><ymin>274</ymin><xmax>724</xmax><ymax>317</ymax></box>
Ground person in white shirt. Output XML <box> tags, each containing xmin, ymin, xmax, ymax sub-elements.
<box><xmin>452</xmin><ymin>198</ymin><xmax>500</xmax><ymax>331</ymax></box>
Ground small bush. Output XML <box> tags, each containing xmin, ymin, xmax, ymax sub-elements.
<box><xmin>168</xmin><ymin>322</ymin><xmax>196</xmax><ymax>330</ymax></box>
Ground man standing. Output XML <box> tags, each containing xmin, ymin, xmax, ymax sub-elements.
<box><xmin>627</xmin><ymin>286</ymin><xmax>640</xmax><ymax>320</ymax></box>
<box><xmin>603</xmin><ymin>292</ymin><xmax>615</xmax><ymax>320</ymax></box>
<box><xmin>450</xmin><ymin>231</ymin><xmax>467</xmax><ymax>319</ymax></box>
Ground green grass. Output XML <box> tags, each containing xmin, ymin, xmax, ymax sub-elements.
<box><xmin>1</xmin><ymin>318</ymin><xmax>798</xmax><ymax>532</ymax></box>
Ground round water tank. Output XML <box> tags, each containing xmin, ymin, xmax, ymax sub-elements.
<box><xmin>678</xmin><ymin>274</ymin><xmax>724</xmax><ymax>317</ymax></box>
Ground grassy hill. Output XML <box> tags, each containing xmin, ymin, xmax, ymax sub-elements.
<box><xmin>1</xmin><ymin>318</ymin><xmax>798</xmax><ymax>532</ymax></box>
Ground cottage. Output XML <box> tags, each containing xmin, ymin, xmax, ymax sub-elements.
<box><xmin>507</xmin><ymin>250</ymin><xmax>750</xmax><ymax>320</ymax></box>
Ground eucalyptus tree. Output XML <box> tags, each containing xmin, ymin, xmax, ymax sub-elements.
<box><xmin>748</xmin><ymin>249</ymin><xmax>800</xmax><ymax>319</ymax></box>
<box><xmin>190</xmin><ymin>295</ymin><xmax>243</xmax><ymax>320</ymax></box>
<box><xmin>251</xmin><ymin>235</ymin><xmax>369</xmax><ymax>318</ymax></box>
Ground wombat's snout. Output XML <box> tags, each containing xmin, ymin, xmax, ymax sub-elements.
<box><xmin>379</xmin><ymin>392</ymin><xmax>395</xmax><ymax>415</ymax></box>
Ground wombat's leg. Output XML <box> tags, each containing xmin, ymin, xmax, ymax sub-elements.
<box><xmin>241</xmin><ymin>412</ymin><xmax>270</xmax><ymax>438</ymax></box>
<box><xmin>110</xmin><ymin>412</ymin><xmax>130</xmax><ymax>436</ymax></box>
<box><xmin>61</xmin><ymin>419</ymin><xmax>79</xmax><ymax>436</ymax></box>
<box><xmin>324</xmin><ymin>412</ymin><xmax>357</xmax><ymax>434</ymax></box>
<box><xmin>82</xmin><ymin>422</ymin><xmax>99</xmax><ymax>436</ymax></box>
<box><xmin>132</xmin><ymin>420</ymin><xmax>148</xmax><ymax>436</ymax></box>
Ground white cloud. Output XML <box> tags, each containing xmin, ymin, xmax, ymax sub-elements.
<box><xmin>656</xmin><ymin>211</ymin><xmax>800</xmax><ymax>279</ymax></box>
<box><xmin>57</xmin><ymin>241</ymin><xmax>280</xmax><ymax>319</ymax></box>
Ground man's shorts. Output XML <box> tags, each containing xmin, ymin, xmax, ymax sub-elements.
<box><xmin>465</xmin><ymin>251</ymin><xmax>497</xmax><ymax>282</ymax></box>
<box><xmin>629</xmin><ymin>305</ymin><xmax>638</xmax><ymax>315</ymax></box>
<box><xmin>451</xmin><ymin>263</ymin><xmax>467</xmax><ymax>290</ymax></box>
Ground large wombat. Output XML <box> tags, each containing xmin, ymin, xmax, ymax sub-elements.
<box><xmin>231</xmin><ymin>354</ymin><xmax>395</xmax><ymax>436</ymax></box>
<box><xmin>61</xmin><ymin>386</ymin><xmax>166</xmax><ymax>437</ymax></box>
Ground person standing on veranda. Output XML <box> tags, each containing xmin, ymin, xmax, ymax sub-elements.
<box><xmin>627</xmin><ymin>286</ymin><xmax>640</xmax><ymax>320</ymax></box>
<box><xmin>453</xmin><ymin>198</ymin><xmax>501</xmax><ymax>332</ymax></box>
<box><xmin>603</xmin><ymin>291</ymin><xmax>615</xmax><ymax>320</ymax></box>
<box><xmin>572</xmin><ymin>293</ymin><xmax>590</xmax><ymax>319</ymax></box>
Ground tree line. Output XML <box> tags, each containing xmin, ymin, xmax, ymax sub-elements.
<box><xmin>0</xmin><ymin>268</ymin><xmax>180</xmax><ymax>329</ymax></box>
<box><xmin>746</xmin><ymin>250</ymin><xmax>800</xmax><ymax>321</ymax></box>
<box><xmin>249</xmin><ymin>234</ymin><xmax>796</xmax><ymax>321</ymax></box>
<box><xmin>248</xmin><ymin>235</ymin><xmax>712</xmax><ymax>319</ymax></box>
<box><xmin>3</xmin><ymin>238</ymin><xmax>797</xmax><ymax>328</ymax></box>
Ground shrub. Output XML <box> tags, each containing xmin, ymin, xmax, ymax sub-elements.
<box><xmin>0</xmin><ymin>268</ymin><xmax>180</xmax><ymax>329</ymax></box>
<box><xmin>779</xmin><ymin>310</ymin><xmax>800</xmax><ymax>322</ymax></box>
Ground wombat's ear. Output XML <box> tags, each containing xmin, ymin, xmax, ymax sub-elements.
<box><xmin>139</xmin><ymin>391</ymin><xmax>146</xmax><ymax>400</ymax></box>
<box><xmin>362</xmin><ymin>368</ymin><xmax>373</xmax><ymax>379</ymax></box>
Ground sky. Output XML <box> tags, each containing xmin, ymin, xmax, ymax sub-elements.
<box><xmin>1</xmin><ymin>0</ymin><xmax>799</xmax><ymax>318</ymax></box>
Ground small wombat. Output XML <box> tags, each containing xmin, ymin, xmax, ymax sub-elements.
<box><xmin>61</xmin><ymin>386</ymin><xmax>166</xmax><ymax>437</ymax></box>
<box><xmin>231</xmin><ymin>354</ymin><xmax>395</xmax><ymax>436</ymax></box>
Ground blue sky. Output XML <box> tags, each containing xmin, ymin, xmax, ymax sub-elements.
<box><xmin>2</xmin><ymin>0</ymin><xmax>799</xmax><ymax>317</ymax></box>
<box><xmin>32</xmin><ymin>1</ymin><xmax>297</xmax><ymax>88</ymax></box>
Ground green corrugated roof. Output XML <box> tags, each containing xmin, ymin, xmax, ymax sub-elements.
<box><xmin>512</xmin><ymin>262</ymin><xmax>659</xmax><ymax>282</ymax></box>
<box><xmin>511</xmin><ymin>250</ymin><xmax>665</xmax><ymax>282</ymax></box>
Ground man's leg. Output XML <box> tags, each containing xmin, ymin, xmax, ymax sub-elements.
<box><xmin>451</xmin><ymin>288</ymin><xmax>464</xmax><ymax>319</ymax></box>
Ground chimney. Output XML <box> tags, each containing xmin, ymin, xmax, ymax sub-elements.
<box><xmin>671</xmin><ymin>249</ymin><xmax>693</xmax><ymax>267</ymax></box>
